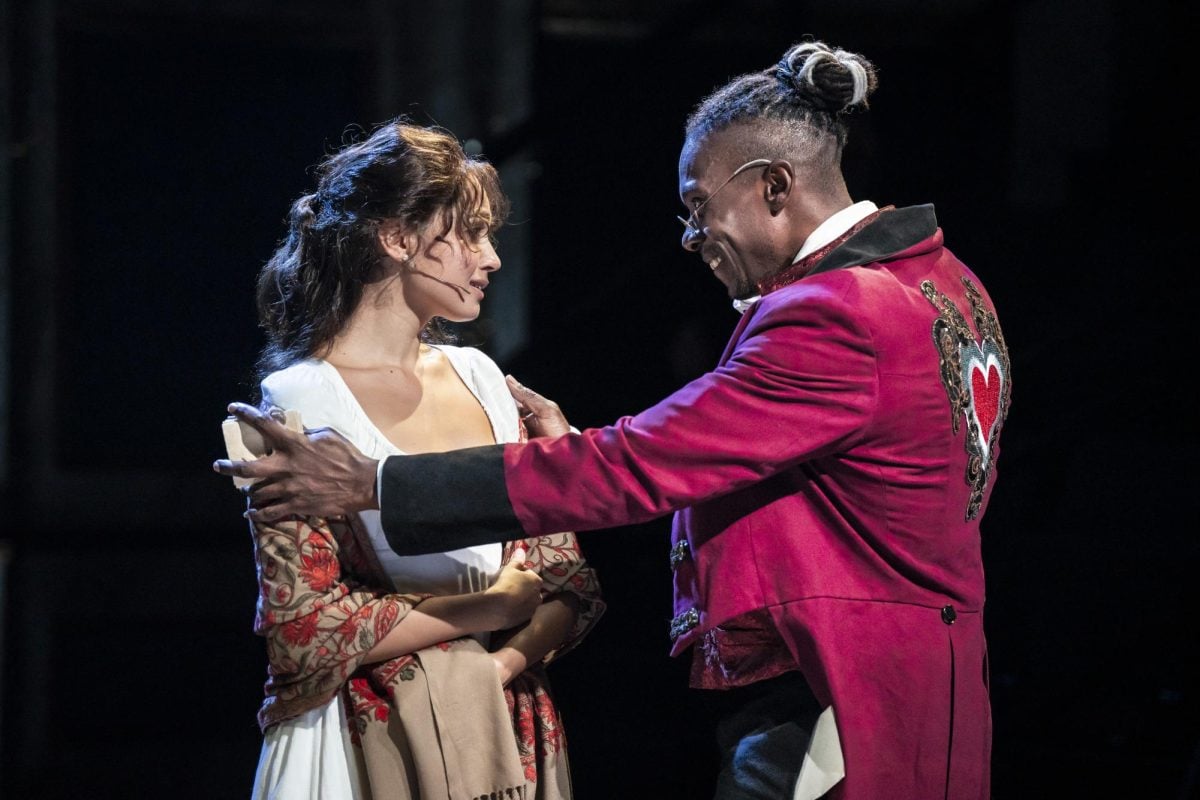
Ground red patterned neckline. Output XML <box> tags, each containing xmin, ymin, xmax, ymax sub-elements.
<box><xmin>756</xmin><ymin>206</ymin><xmax>891</xmax><ymax>296</ymax></box>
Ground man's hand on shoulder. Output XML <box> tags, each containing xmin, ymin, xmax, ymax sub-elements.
<box><xmin>213</xmin><ymin>401</ymin><xmax>380</xmax><ymax>522</ymax></box>
<box><xmin>506</xmin><ymin>375</ymin><xmax>571</xmax><ymax>438</ymax></box>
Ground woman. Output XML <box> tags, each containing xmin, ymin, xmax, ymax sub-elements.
<box><xmin>243</xmin><ymin>119</ymin><xmax>604</xmax><ymax>799</ymax></box>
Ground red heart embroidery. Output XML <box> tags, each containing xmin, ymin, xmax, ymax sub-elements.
<box><xmin>970</xmin><ymin>363</ymin><xmax>1001</xmax><ymax>441</ymax></box>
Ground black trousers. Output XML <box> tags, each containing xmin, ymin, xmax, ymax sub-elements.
<box><xmin>708</xmin><ymin>671</ymin><xmax>824</xmax><ymax>800</ymax></box>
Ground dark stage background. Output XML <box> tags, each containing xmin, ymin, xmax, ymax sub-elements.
<box><xmin>1</xmin><ymin>1</ymin><xmax>1194</xmax><ymax>798</ymax></box>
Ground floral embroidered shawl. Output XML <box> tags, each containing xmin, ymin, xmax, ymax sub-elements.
<box><xmin>250</xmin><ymin>509</ymin><xmax>604</xmax><ymax>800</ymax></box>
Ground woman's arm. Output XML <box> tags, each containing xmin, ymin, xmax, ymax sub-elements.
<box><xmin>363</xmin><ymin>547</ymin><xmax>542</xmax><ymax>663</ymax></box>
<box><xmin>487</xmin><ymin>593</ymin><xmax>582</xmax><ymax>686</ymax></box>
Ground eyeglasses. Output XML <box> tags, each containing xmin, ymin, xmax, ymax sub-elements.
<box><xmin>677</xmin><ymin>158</ymin><xmax>772</xmax><ymax>238</ymax></box>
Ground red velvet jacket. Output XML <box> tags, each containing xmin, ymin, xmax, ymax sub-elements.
<box><xmin>379</xmin><ymin>205</ymin><xmax>1011</xmax><ymax>799</ymax></box>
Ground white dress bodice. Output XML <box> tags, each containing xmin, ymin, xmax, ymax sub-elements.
<box><xmin>260</xmin><ymin>345</ymin><xmax>522</xmax><ymax>595</ymax></box>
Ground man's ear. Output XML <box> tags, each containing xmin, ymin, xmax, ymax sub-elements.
<box><xmin>764</xmin><ymin>159</ymin><xmax>794</xmax><ymax>214</ymax></box>
<box><xmin>378</xmin><ymin>221</ymin><xmax>413</xmax><ymax>262</ymax></box>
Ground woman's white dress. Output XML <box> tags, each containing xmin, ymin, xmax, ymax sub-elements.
<box><xmin>250</xmin><ymin>345</ymin><xmax>520</xmax><ymax>800</ymax></box>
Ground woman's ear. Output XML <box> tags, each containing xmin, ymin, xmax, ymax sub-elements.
<box><xmin>378</xmin><ymin>221</ymin><xmax>413</xmax><ymax>263</ymax></box>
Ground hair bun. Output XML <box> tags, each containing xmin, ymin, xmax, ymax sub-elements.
<box><xmin>775</xmin><ymin>40</ymin><xmax>877</xmax><ymax>112</ymax></box>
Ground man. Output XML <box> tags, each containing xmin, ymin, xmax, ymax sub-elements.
<box><xmin>217</xmin><ymin>38</ymin><xmax>1010</xmax><ymax>799</ymax></box>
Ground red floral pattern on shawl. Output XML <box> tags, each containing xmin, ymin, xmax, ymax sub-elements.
<box><xmin>249</xmin><ymin>415</ymin><xmax>604</xmax><ymax>798</ymax></box>
<box><xmin>251</xmin><ymin>512</ymin><xmax>428</xmax><ymax>731</ymax></box>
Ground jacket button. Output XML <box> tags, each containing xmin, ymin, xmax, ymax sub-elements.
<box><xmin>668</xmin><ymin>539</ymin><xmax>691</xmax><ymax>570</ymax></box>
<box><xmin>941</xmin><ymin>605</ymin><xmax>957</xmax><ymax>625</ymax></box>
<box><xmin>669</xmin><ymin>607</ymin><xmax>700</xmax><ymax>641</ymax></box>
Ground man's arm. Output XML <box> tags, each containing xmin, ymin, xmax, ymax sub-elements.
<box><xmin>212</xmin><ymin>375</ymin><xmax>572</xmax><ymax>524</ymax></box>
<box><xmin>216</xmin><ymin>288</ymin><xmax>875</xmax><ymax>553</ymax></box>
<box><xmin>377</xmin><ymin>287</ymin><xmax>877</xmax><ymax>555</ymax></box>
<box><xmin>212</xmin><ymin>402</ymin><xmax>380</xmax><ymax>522</ymax></box>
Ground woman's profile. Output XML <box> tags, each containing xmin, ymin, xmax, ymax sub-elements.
<box><xmin>237</xmin><ymin>118</ymin><xmax>604</xmax><ymax>799</ymax></box>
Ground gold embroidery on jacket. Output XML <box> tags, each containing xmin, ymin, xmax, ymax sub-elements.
<box><xmin>923</xmin><ymin>277</ymin><xmax>1012</xmax><ymax>520</ymax></box>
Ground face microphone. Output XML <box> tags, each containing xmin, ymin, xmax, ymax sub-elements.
<box><xmin>408</xmin><ymin>268</ymin><xmax>473</xmax><ymax>299</ymax></box>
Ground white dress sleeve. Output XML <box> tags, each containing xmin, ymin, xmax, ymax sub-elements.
<box><xmin>260</xmin><ymin>360</ymin><xmax>391</xmax><ymax>461</ymax></box>
<box><xmin>260</xmin><ymin>361</ymin><xmax>346</xmax><ymax>434</ymax></box>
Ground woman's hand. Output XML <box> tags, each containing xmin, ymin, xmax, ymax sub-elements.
<box><xmin>484</xmin><ymin>547</ymin><xmax>543</xmax><ymax>630</ymax></box>
<box><xmin>506</xmin><ymin>375</ymin><xmax>571</xmax><ymax>438</ymax></box>
<box><xmin>490</xmin><ymin>649</ymin><xmax>523</xmax><ymax>688</ymax></box>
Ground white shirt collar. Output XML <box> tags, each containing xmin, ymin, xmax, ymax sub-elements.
<box><xmin>732</xmin><ymin>200</ymin><xmax>879</xmax><ymax>315</ymax></box>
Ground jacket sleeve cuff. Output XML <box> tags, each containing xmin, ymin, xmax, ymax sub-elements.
<box><xmin>378</xmin><ymin>445</ymin><xmax>523</xmax><ymax>555</ymax></box>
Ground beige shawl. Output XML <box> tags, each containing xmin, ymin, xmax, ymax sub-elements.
<box><xmin>251</xmin><ymin>512</ymin><xmax>603</xmax><ymax>800</ymax></box>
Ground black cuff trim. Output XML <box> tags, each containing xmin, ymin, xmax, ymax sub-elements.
<box><xmin>378</xmin><ymin>444</ymin><xmax>522</xmax><ymax>555</ymax></box>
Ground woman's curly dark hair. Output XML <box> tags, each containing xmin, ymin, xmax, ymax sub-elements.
<box><xmin>255</xmin><ymin>119</ymin><xmax>509</xmax><ymax>379</ymax></box>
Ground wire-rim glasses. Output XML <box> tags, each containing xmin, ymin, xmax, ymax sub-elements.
<box><xmin>677</xmin><ymin>158</ymin><xmax>772</xmax><ymax>237</ymax></box>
